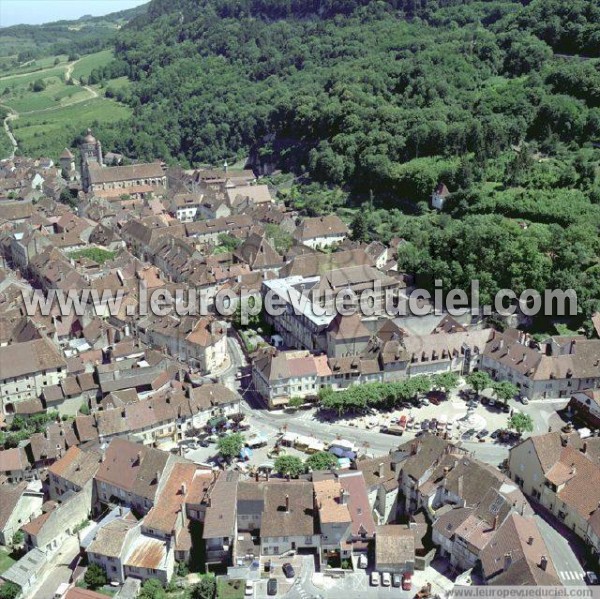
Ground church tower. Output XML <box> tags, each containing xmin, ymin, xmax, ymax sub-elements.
<box><xmin>79</xmin><ymin>129</ymin><xmax>103</xmax><ymax>192</ymax></box>
<box><xmin>59</xmin><ymin>148</ymin><xmax>76</xmax><ymax>180</ymax></box>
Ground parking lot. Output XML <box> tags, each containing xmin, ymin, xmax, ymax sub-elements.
<box><xmin>178</xmin><ymin>426</ymin><xmax>311</xmax><ymax>472</ymax></box>
<box><xmin>327</xmin><ymin>388</ymin><xmax>519</xmax><ymax>444</ymax></box>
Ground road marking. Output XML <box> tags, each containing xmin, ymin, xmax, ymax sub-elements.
<box><xmin>560</xmin><ymin>571</ymin><xmax>584</xmax><ymax>581</ymax></box>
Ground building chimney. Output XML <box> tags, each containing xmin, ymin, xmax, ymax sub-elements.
<box><xmin>527</xmin><ymin>536</ymin><xmax>534</xmax><ymax>546</ymax></box>
<box><xmin>492</xmin><ymin>515</ymin><xmax>499</xmax><ymax>530</ymax></box>
<box><xmin>581</xmin><ymin>442</ymin><xmax>587</xmax><ymax>454</ymax></box>
<box><xmin>504</xmin><ymin>553</ymin><xmax>512</xmax><ymax>571</ymax></box>
<box><xmin>181</xmin><ymin>483</ymin><xmax>187</xmax><ymax>496</ymax></box>
<box><xmin>340</xmin><ymin>489</ymin><xmax>349</xmax><ymax>505</ymax></box>
<box><xmin>285</xmin><ymin>494</ymin><xmax>290</xmax><ymax>513</ymax></box>
<box><xmin>540</xmin><ymin>556</ymin><xmax>548</xmax><ymax>571</ymax></box>
<box><xmin>378</xmin><ymin>463</ymin><xmax>385</xmax><ymax>479</ymax></box>
<box><xmin>255</xmin><ymin>471</ymin><xmax>259</xmax><ymax>482</ymax></box>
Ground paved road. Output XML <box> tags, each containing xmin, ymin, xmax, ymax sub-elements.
<box><xmin>241</xmin><ymin>400</ymin><xmax>512</xmax><ymax>466</ymax></box>
<box><xmin>535</xmin><ymin>514</ymin><xmax>587</xmax><ymax>586</ymax></box>
<box><xmin>30</xmin><ymin>536</ymin><xmax>80</xmax><ymax>599</ymax></box>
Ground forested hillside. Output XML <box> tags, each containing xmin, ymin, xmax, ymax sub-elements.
<box><xmin>10</xmin><ymin>0</ymin><xmax>600</xmax><ymax>330</ymax></box>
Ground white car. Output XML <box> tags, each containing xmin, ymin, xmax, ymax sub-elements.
<box><xmin>520</xmin><ymin>396</ymin><xmax>529</xmax><ymax>405</ymax></box>
<box><xmin>370</xmin><ymin>572</ymin><xmax>380</xmax><ymax>586</ymax></box>
<box><xmin>421</xmin><ymin>398</ymin><xmax>430</xmax><ymax>406</ymax></box>
<box><xmin>358</xmin><ymin>554</ymin><xmax>368</xmax><ymax>569</ymax></box>
<box><xmin>244</xmin><ymin>581</ymin><xmax>254</xmax><ymax>596</ymax></box>
<box><xmin>381</xmin><ymin>572</ymin><xmax>392</xmax><ymax>587</ymax></box>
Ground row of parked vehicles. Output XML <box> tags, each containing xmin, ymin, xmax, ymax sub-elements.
<box><xmin>370</xmin><ymin>571</ymin><xmax>412</xmax><ymax>590</ymax></box>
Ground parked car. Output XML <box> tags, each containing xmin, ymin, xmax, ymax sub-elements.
<box><xmin>357</xmin><ymin>554</ymin><xmax>368</xmax><ymax>569</ymax></box>
<box><xmin>245</xmin><ymin>581</ymin><xmax>254</xmax><ymax>596</ymax></box>
<box><xmin>392</xmin><ymin>574</ymin><xmax>401</xmax><ymax>588</ymax></box>
<box><xmin>402</xmin><ymin>573</ymin><xmax>413</xmax><ymax>591</ymax></box>
<box><xmin>491</xmin><ymin>429</ymin><xmax>501</xmax><ymax>439</ymax></box>
<box><xmin>421</xmin><ymin>420</ymin><xmax>430</xmax><ymax>430</ymax></box>
<box><xmin>267</xmin><ymin>578</ymin><xmax>278</xmax><ymax>596</ymax></box>
<box><xmin>370</xmin><ymin>572</ymin><xmax>380</xmax><ymax>587</ymax></box>
<box><xmin>420</xmin><ymin>398</ymin><xmax>430</xmax><ymax>406</ymax></box>
<box><xmin>520</xmin><ymin>396</ymin><xmax>530</xmax><ymax>405</ymax></box>
<box><xmin>429</xmin><ymin>419</ymin><xmax>437</xmax><ymax>430</ymax></box>
<box><xmin>467</xmin><ymin>400</ymin><xmax>478</xmax><ymax>408</ymax></box>
<box><xmin>429</xmin><ymin>396</ymin><xmax>441</xmax><ymax>406</ymax></box>
<box><xmin>381</xmin><ymin>572</ymin><xmax>391</xmax><ymax>587</ymax></box>
<box><xmin>282</xmin><ymin>563</ymin><xmax>295</xmax><ymax>578</ymax></box>
<box><xmin>380</xmin><ymin>425</ymin><xmax>404</xmax><ymax>436</ymax></box>
<box><xmin>477</xmin><ymin>429</ymin><xmax>489</xmax><ymax>440</ymax></box>
<box><xmin>585</xmin><ymin>571</ymin><xmax>598</xmax><ymax>585</ymax></box>
<box><xmin>501</xmin><ymin>403</ymin><xmax>510</xmax><ymax>413</ymax></box>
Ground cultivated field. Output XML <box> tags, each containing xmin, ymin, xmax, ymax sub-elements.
<box><xmin>0</xmin><ymin>51</ymin><xmax>132</xmax><ymax>160</ymax></box>
<box><xmin>11</xmin><ymin>97</ymin><xmax>131</xmax><ymax>158</ymax></box>
<box><xmin>71</xmin><ymin>49</ymin><xmax>114</xmax><ymax>80</ymax></box>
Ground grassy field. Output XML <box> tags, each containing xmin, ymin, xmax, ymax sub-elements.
<box><xmin>0</xmin><ymin>51</ymin><xmax>132</xmax><ymax>160</ymax></box>
<box><xmin>101</xmin><ymin>76</ymin><xmax>131</xmax><ymax>93</ymax></box>
<box><xmin>0</xmin><ymin>55</ymin><xmax>69</xmax><ymax>78</ymax></box>
<box><xmin>216</xmin><ymin>579</ymin><xmax>244</xmax><ymax>599</ymax></box>
<box><xmin>72</xmin><ymin>50</ymin><xmax>114</xmax><ymax>81</ymax></box>
<box><xmin>1</xmin><ymin>66</ymin><xmax>65</xmax><ymax>88</ymax></box>
<box><xmin>2</xmin><ymin>74</ymin><xmax>91</xmax><ymax>113</ymax></box>
<box><xmin>0</xmin><ymin>126</ymin><xmax>13</xmax><ymax>160</ymax></box>
<box><xmin>0</xmin><ymin>548</ymin><xmax>15</xmax><ymax>574</ymax></box>
<box><xmin>12</xmin><ymin>97</ymin><xmax>131</xmax><ymax>158</ymax></box>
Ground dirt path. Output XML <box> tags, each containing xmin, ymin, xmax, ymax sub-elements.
<box><xmin>0</xmin><ymin>57</ymin><xmax>99</xmax><ymax>159</ymax></box>
<box><xmin>0</xmin><ymin>59</ymin><xmax>75</xmax><ymax>82</ymax></box>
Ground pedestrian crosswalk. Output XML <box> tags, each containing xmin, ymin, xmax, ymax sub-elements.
<box><xmin>559</xmin><ymin>570</ymin><xmax>585</xmax><ymax>581</ymax></box>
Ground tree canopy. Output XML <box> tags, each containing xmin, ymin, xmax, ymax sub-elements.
<box><xmin>274</xmin><ymin>454</ymin><xmax>305</xmax><ymax>478</ymax></box>
<box><xmin>217</xmin><ymin>433</ymin><xmax>245</xmax><ymax>460</ymax></box>
<box><xmin>508</xmin><ymin>412</ymin><xmax>534</xmax><ymax>435</ymax></box>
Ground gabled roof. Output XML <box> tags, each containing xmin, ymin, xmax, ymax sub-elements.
<box><xmin>0</xmin><ymin>481</ymin><xmax>28</xmax><ymax>529</ymax></box>
<box><xmin>293</xmin><ymin>215</ymin><xmax>348</xmax><ymax>241</ymax></box>
<box><xmin>89</xmin><ymin>162</ymin><xmax>164</xmax><ymax>185</ymax></box>
<box><xmin>0</xmin><ymin>337</ymin><xmax>66</xmax><ymax>380</ymax></box>
<box><xmin>233</xmin><ymin>232</ymin><xmax>283</xmax><ymax>269</ymax></box>
<box><xmin>480</xmin><ymin>512</ymin><xmax>560</xmax><ymax>584</ymax></box>
<box><xmin>95</xmin><ymin>438</ymin><xmax>170</xmax><ymax>501</ymax></box>
<box><xmin>260</xmin><ymin>481</ymin><xmax>315</xmax><ymax>538</ymax></box>
<box><xmin>327</xmin><ymin>313</ymin><xmax>371</xmax><ymax>341</ymax></box>
<box><xmin>48</xmin><ymin>446</ymin><xmax>102</xmax><ymax>488</ymax></box>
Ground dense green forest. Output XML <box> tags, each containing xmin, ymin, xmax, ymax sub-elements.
<box><xmin>5</xmin><ymin>0</ymin><xmax>600</xmax><ymax>330</ymax></box>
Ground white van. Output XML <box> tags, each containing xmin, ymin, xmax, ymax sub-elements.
<box><xmin>54</xmin><ymin>583</ymin><xmax>70</xmax><ymax>599</ymax></box>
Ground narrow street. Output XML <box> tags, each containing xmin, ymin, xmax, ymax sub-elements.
<box><xmin>30</xmin><ymin>536</ymin><xmax>80</xmax><ymax>599</ymax></box>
